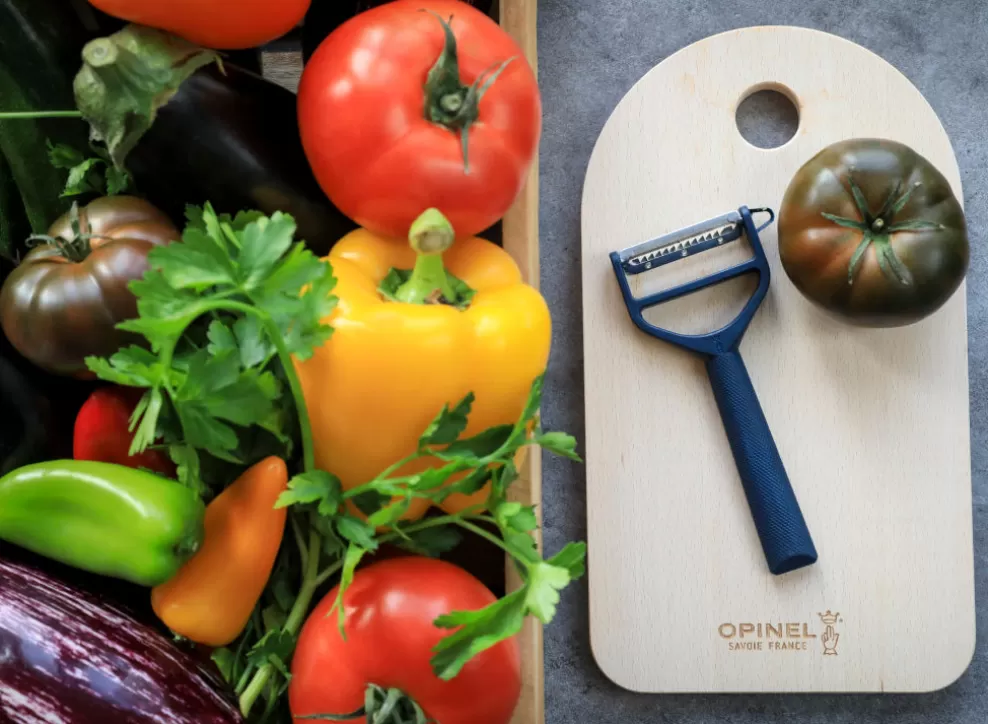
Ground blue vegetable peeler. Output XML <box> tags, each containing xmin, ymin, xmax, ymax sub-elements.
<box><xmin>609</xmin><ymin>206</ymin><xmax>817</xmax><ymax>575</ymax></box>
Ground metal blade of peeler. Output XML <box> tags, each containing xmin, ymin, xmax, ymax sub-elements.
<box><xmin>616</xmin><ymin>210</ymin><xmax>743</xmax><ymax>274</ymax></box>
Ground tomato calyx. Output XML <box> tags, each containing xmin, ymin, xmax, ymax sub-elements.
<box><xmin>296</xmin><ymin>683</ymin><xmax>433</xmax><ymax>724</ymax></box>
<box><xmin>26</xmin><ymin>202</ymin><xmax>104</xmax><ymax>263</ymax></box>
<box><xmin>422</xmin><ymin>11</ymin><xmax>516</xmax><ymax>172</ymax></box>
<box><xmin>822</xmin><ymin>171</ymin><xmax>945</xmax><ymax>286</ymax></box>
<box><xmin>379</xmin><ymin>208</ymin><xmax>476</xmax><ymax>308</ymax></box>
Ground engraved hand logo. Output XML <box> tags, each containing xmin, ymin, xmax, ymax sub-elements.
<box><xmin>821</xmin><ymin>625</ymin><xmax>839</xmax><ymax>656</ymax></box>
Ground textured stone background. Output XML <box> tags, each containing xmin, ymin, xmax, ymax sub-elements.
<box><xmin>536</xmin><ymin>1</ymin><xmax>987</xmax><ymax>722</ymax></box>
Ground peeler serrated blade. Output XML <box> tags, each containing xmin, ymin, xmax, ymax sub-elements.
<box><xmin>617</xmin><ymin>211</ymin><xmax>743</xmax><ymax>274</ymax></box>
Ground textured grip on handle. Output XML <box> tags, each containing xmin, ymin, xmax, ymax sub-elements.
<box><xmin>705</xmin><ymin>350</ymin><xmax>817</xmax><ymax>575</ymax></box>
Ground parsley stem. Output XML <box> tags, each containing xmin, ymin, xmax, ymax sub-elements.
<box><xmin>195</xmin><ymin>300</ymin><xmax>317</xmax><ymax>474</ymax></box>
<box><xmin>240</xmin><ymin>525</ymin><xmax>322</xmax><ymax>716</ymax></box>
<box><xmin>452</xmin><ymin>519</ymin><xmax>513</xmax><ymax>556</ymax></box>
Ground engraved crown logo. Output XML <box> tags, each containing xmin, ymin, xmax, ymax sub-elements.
<box><xmin>818</xmin><ymin>610</ymin><xmax>840</xmax><ymax>625</ymax></box>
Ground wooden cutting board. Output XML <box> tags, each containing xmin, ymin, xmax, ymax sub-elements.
<box><xmin>580</xmin><ymin>26</ymin><xmax>974</xmax><ymax>694</ymax></box>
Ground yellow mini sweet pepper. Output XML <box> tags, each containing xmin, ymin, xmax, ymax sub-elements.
<box><xmin>294</xmin><ymin>209</ymin><xmax>551</xmax><ymax>519</ymax></box>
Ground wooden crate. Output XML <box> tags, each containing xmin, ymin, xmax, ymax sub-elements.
<box><xmin>262</xmin><ymin>2</ymin><xmax>544</xmax><ymax>721</ymax></box>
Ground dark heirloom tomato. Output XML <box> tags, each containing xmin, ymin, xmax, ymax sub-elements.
<box><xmin>778</xmin><ymin>138</ymin><xmax>969</xmax><ymax>327</ymax></box>
<box><xmin>0</xmin><ymin>196</ymin><xmax>177</xmax><ymax>375</ymax></box>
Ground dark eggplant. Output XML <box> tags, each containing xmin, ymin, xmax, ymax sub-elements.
<box><xmin>127</xmin><ymin>63</ymin><xmax>357</xmax><ymax>256</ymax></box>
<box><xmin>0</xmin><ymin>554</ymin><xmax>242</xmax><ymax>724</ymax></box>
<box><xmin>301</xmin><ymin>0</ymin><xmax>495</xmax><ymax>62</ymax></box>
<box><xmin>0</xmin><ymin>354</ymin><xmax>46</xmax><ymax>475</ymax></box>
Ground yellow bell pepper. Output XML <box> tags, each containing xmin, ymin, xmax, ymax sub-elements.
<box><xmin>295</xmin><ymin>209</ymin><xmax>551</xmax><ymax>519</ymax></box>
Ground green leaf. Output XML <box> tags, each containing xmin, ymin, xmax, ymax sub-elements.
<box><xmin>535</xmin><ymin>431</ymin><xmax>581</xmax><ymax>461</ymax></box>
<box><xmin>246</xmin><ymin>629</ymin><xmax>295</xmax><ymax>670</ymax></box>
<box><xmin>206</xmin><ymin>319</ymin><xmax>237</xmax><ymax>357</ymax></box>
<box><xmin>522</xmin><ymin>560</ymin><xmax>576</xmax><ymax>623</ymax></box>
<box><xmin>333</xmin><ymin>545</ymin><xmax>368</xmax><ymax>636</ymax></box>
<box><xmin>367</xmin><ymin>497</ymin><xmax>411</xmax><ymax>528</ymax></box>
<box><xmin>432</xmin><ymin>467</ymin><xmax>491</xmax><ymax>503</ymax></box>
<box><xmin>437</xmin><ymin>425</ymin><xmax>513</xmax><ymax>463</ymax></box>
<box><xmin>233</xmin><ymin>314</ymin><xmax>271</xmax><ymax>368</ymax></box>
<box><xmin>419</xmin><ymin>393</ymin><xmax>474</xmax><ymax>448</ymax></box>
<box><xmin>519</xmin><ymin>374</ymin><xmax>545</xmax><ymax>426</ymax></box>
<box><xmin>497</xmin><ymin>502</ymin><xmax>539</xmax><ymax>533</ymax></box>
<box><xmin>151</xmin><ymin>227</ymin><xmax>237</xmax><ymax>289</ymax></box>
<box><xmin>174</xmin><ymin>400</ymin><xmax>240</xmax><ymax>455</ymax></box>
<box><xmin>61</xmin><ymin>157</ymin><xmax>104</xmax><ymax>197</ymax></box>
<box><xmin>548</xmin><ymin>541</ymin><xmax>588</xmax><ymax>580</ymax></box>
<box><xmin>351</xmin><ymin>489</ymin><xmax>389</xmax><ymax>516</ymax></box>
<box><xmin>201</xmin><ymin>370</ymin><xmax>281</xmax><ymax>427</ymax></box>
<box><xmin>396</xmin><ymin>525</ymin><xmax>463</xmax><ymax>557</ymax></box>
<box><xmin>168</xmin><ymin>444</ymin><xmax>204</xmax><ymax>493</ymax></box>
<box><xmin>85</xmin><ymin>345</ymin><xmax>162</xmax><ymax>387</ymax></box>
<box><xmin>430</xmin><ymin>589</ymin><xmax>527</xmax><ymax>680</ymax></box>
<box><xmin>377</xmin><ymin>268</ymin><xmax>409</xmax><ymax>301</ymax></box>
<box><xmin>74</xmin><ymin>25</ymin><xmax>220</xmax><ymax>170</ymax></box>
<box><xmin>276</xmin><ymin>470</ymin><xmax>342</xmax><ymax>514</ymax></box>
<box><xmin>211</xmin><ymin>647</ymin><xmax>236</xmax><ymax>684</ymax></box>
<box><xmin>240</xmin><ymin>212</ymin><xmax>298</xmax><ymax>288</ymax></box>
<box><xmin>336</xmin><ymin>515</ymin><xmax>378</xmax><ymax>552</ymax></box>
<box><xmin>105</xmin><ymin>165</ymin><xmax>132</xmax><ymax>195</ymax></box>
<box><xmin>179</xmin><ymin>349</ymin><xmax>240</xmax><ymax>399</ymax></box>
<box><xmin>445</xmin><ymin>271</ymin><xmax>476</xmax><ymax>309</ymax></box>
<box><xmin>47</xmin><ymin>141</ymin><xmax>86</xmax><ymax>169</ymax></box>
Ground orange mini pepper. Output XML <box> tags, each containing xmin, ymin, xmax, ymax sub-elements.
<box><xmin>151</xmin><ymin>456</ymin><xmax>288</xmax><ymax>647</ymax></box>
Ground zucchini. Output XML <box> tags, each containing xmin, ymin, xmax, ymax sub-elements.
<box><xmin>0</xmin><ymin>0</ymin><xmax>105</xmax><ymax>232</ymax></box>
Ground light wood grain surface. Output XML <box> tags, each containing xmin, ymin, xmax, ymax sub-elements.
<box><xmin>581</xmin><ymin>26</ymin><xmax>974</xmax><ymax>694</ymax></box>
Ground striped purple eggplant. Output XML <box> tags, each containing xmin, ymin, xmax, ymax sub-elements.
<box><xmin>0</xmin><ymin>555</ymin><xmax>242</xmax><ymax>724</ymax></box>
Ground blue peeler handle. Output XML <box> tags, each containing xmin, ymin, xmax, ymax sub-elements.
<box><xmin>705</xmin><ymin>349</ymin><xmax>817</xmax><ymax>575</ymax></box>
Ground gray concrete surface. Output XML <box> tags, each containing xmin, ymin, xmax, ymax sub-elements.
<box><xmin>536</xmin><ymin>1</ymin><xmax>988</xmax><ymax>722</ymax></box>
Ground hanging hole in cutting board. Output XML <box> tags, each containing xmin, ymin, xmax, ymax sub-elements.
<box><xmin>735</xmin><ymin>85</ymin><xmax>800</xmax><ymax>149</ymax></box>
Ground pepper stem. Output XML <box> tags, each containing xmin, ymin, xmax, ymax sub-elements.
<box><xmin>394</xmin><ymin>209</ymin><xmax>456</xmax><ymax>304</ymax></box>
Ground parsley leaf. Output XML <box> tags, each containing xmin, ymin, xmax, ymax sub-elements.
<box><xmin>533</xmin><ymin>431</ymin><xmax>581</xmax><ymax>461</ymax></box>
<box><xmin>276</xmin><ymin>471</ymin><xmax>343</xmax><ymax>517</ymax></box>
<box><xmin>246</xmin><ymin>629</ymin><xmax>295</xmax><ymax>675</ymax></box>
<box><xmin>430</xmin><ymin>541</ymin><xmax>588</xmax><ymax>680</ymax></box>
<box><xmin>419</xmin><ymin>393</ymin><xmax>474</xmax><ymax>447</ymax></box>
<box><xmin>336</xmin><ymin>515</ymin><xmax>378</xmax><ymax>552</ymax></box>
<box><xmin>396</xmin><ymin>526</ymin><xmax>463</xmax><ymax>558</ymax></box>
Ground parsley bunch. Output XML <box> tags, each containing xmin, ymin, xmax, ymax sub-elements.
<box><xmin>86</xmin><ymin>203</ymin><xmax>335</xmax><ymax>493</ymax></box>
<box><xmin>86</xmin><ymin>204</ymin><xmax>585</xmax><ymax>722</ymax></box>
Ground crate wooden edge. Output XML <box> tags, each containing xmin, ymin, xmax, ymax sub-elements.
<box><xmin>498</xmin><ymin>2</ymin><xmax>543</xmax><ymax>723</ymax></box>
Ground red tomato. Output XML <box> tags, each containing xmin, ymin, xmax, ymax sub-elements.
<box><xmin>74</xmin><ymin>386</ymin><xmax>176</xmax><ymax>477</ymax></box>
<box><xmin>297</xmin><ymin>0</ymin><xmax>541</xmax><ymax>239</ymax></box>
<box><xmin>290</xmin><ymin>557</ymin><xmax>522</xmax><ymax>724</ymax></box>
<box><xmin>86</xmin><ymin>0</ymin><xmax>309</xmax><ymax>50</ymax></box>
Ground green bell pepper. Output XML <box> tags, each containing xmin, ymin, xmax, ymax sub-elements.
<box><xmin>0</xmin><ymin>460</ymin><xmax>205</xmax><ymax>586</ymax></box>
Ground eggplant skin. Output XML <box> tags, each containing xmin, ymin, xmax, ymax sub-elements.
<box><xmin>128</xmin><ymin>63</ymin><xmax>358</xmax><ymax>256</ymax></box>
<box><xmin>0</xmin><ymin>555</ymin><xmax>242</xmax><ymax>724</ymax></box>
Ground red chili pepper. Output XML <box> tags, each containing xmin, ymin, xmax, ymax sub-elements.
<box><xmin>73</xmin><ymin>386</ymin><xmax>176</xmax><ymax>476</ymax></box>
